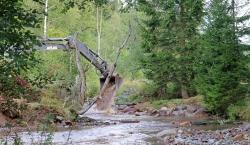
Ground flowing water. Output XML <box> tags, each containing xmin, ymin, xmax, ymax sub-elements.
<box><xmin>18</xmin><ymin>113</ymin><xmax>172</xmax><ymax>145</ymax></box>
<box><xmin>13</xmin><ymin>109</ymin><xmax>238</xmax><ymax>145</ymax></box>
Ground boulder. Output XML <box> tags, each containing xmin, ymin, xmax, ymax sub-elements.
<box><xmin>159</xmin><ymin>107</ymin><xmax>174</xmax><ymax>116</ymax></box>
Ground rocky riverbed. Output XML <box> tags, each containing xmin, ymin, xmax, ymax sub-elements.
<box><xmin>117</xmin><ymin>103</ymin><xmax>207</xmax><ymax>118</ymax></box>
<box><xmin>163</xmin><ymin>123</ymin><xmax>250</xmax><ymax>145</ymax></box>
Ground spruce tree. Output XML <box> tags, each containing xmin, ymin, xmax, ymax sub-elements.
<box><xmin>195</xmin><ymin>0</ymin><xmax>249</xmax><ymax>114</ymax></box>
<box><xmin>138</xmin><ymin>0</ymin><xmax>204</xmax><ymax>98</ymax></box>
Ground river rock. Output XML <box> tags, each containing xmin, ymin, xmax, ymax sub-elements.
<box><xmin>179</xmin><ymin>121</ymin><xmax>192</xmax><ymax>127</ymax></box>
<box><xmin>157</xmin><ymin>129</ymin><xmax>177</xmax><ymax>138</ymax></box>
<box><xmin>174</xmin><ymin>105</ymin><xmax>187</xmax><ymax>111</ymax></box>
<box><xmin>193</xmin><ymin>108</ymin><xmax>205</xmax><ymax>116</ymax></box>
<box><xmin>149</xmin><ymin>109</ymin><xmax>158</xmax><ymax>116</ymax></box>
<box><xmin>186</xmin><ymin>105</ymin><xmax>197</xmax><ymax>113</ymax></box>
<box><xmin>159</xmin><ymin>107</ymin><xmax>173</xmax><ymax>116</ymax></box>
<box><xmin>122</xmin><ymin>106</ymin><xmax>137</xmax><ymax>114</ymax></box>
<box><xmin>172</xmin><ymin>110</ymin><xmax>186</xmax><ymax>116</ymax></box>
<box><xmin>117</xmin><ymin>105</ymin><xmax>127</xmax><ymax>110</ymax></box>
<box><xmin>159</xmin><ymin>107</ymin><xmax>170</xmax><ymax>116</ymax></box>
<box><xmin>135</xmin><ymin>111</ymin><xmax>147</xmax><ymax>116</ymax></box>
<box><xmin>233</xmin><ymin>134</ymin><xmax>244</xmax><ymax>140</ymax></box>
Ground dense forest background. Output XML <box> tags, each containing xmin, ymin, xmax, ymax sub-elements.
<box><xmin>0</xmin><ymin>0</ymin><xmax>249</xmax><ymax>120</ymax></box>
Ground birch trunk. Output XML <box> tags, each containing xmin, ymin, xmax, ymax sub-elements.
<box><xmin>44</xmin><ymin>0</ymin><xmax>48</xmax><ymax>39</ymax></box>
<box><xmin>96</xmin><ymin>6</ymin><xmax>103</xmax><ymax>56</ymax></box>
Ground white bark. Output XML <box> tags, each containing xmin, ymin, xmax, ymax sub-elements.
<box><xmin>44</xmin><ymin>0</ymin><xmax>48</xmax><ymax>39</ymax></box>
<box><xmin>96</xmin><ymin>6</ymin><xmax>103</xmax><ymax>56</ymax></box>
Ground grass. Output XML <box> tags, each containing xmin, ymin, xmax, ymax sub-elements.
<box><xmin>40</xmin><ymin>90</ymin><xmax>65</xmax><ymax>114</ymax></box>
<box><xmin>227</xmin><ymin>98</ymin><xmax>250</xmax><ymax>121</ymax></box>
<box><xmin>149</xmin><ymin>95</ymin><xmax>204</xmax><ymax>109</ymax></box>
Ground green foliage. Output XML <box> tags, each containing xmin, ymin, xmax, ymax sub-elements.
<box><xmin>0</xmin><ymin>0</ymin><xmax>41</xmax><ymax>99</ymax></box>
<box><xmin>195</xmin><ymin>0</ymin><xmax>250</xmax><ymax>115</ymax></box>
<box><xmin>27</xmin><ymin>0</ymin><xmax>143</xmax><ymax>105</ymax></box>
<box><xmin>60</xmin><ymin>0</ymin><xmax>109</xmax><ymax>12</ymax></box>
<box><xmin>137</xmin><ymin>0</ymin><xmax>204</xmax><ymax>98</ymax></box>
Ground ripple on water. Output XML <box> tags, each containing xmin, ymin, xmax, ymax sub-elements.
<box><xmin>17</xmin><ymin>113</ymin><xmax>171</xmax><ymax>145</ymax></box>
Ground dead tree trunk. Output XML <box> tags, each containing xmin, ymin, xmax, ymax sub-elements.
<box><xmin>75</xmin><ymin>46</ymin><xmax>86</xmax><ymax>106</ymax></box>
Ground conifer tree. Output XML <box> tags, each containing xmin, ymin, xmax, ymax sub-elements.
<box><xmin>138</xmin><ymin>0</ymin><xmax>204</xmax><ymax>98</ymax></box>
<box><xmin>195</xmin><ymin>0</ymin><xmax>250</xmax><ymax>114</ymax></box>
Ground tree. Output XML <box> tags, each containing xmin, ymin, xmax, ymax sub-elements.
<box><xmin>0</xmin><ymin>0</ymin><xmax>41</xmax><ymax>97</ymax></box>
<box><xmin>195</xmin><ymin>0</ymin><xmax>250</xmax><ymax>114</ymax></box>
<box><xmin>137</xmin><ymin>0</ymin><xmax>204</xmax><ymax>98</ymax></box>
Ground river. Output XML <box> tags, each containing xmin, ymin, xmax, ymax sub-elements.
<box><xmin>12</xmin><ymin>109</ymin><xmax>242</xmax><ymax>145</ymax></box>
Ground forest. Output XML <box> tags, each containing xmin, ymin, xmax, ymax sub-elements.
<box><xmin>0</xmin><ymin>0</ymin><xmax>250</xmax><ymax>144</ymax></box>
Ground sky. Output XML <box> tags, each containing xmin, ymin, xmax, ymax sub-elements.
<box><xmin>205</xmin><ymin>0</ymin><xmax>250</xmax><ymax>44</ymax></box>
<box><xmin>236</xmin><ymin>0</ymin><xmax>250</xmax><ymax>44</ymax></box>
